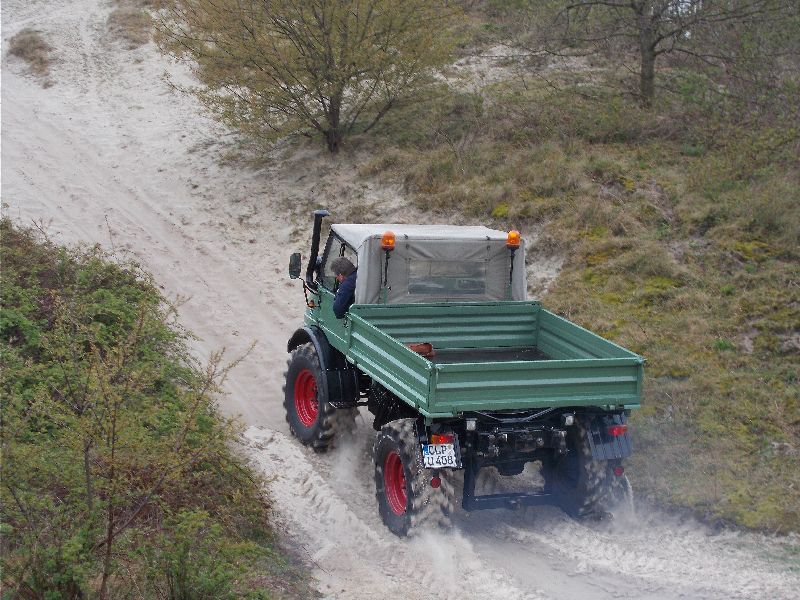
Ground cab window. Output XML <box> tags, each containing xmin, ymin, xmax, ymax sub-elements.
<box><xmin>321</xmin><ymin>234</ymin><xmax>358</xmax><ymax>291</ymax></box>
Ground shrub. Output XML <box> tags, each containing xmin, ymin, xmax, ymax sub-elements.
<box><xmin>9</xmin><ymin>28</ymin><xmax>53</xmax><ymax>77</ymax></box>
<box><xmin>107</xmin><ymin>5</ymin><xmax>153</xmax><ymax>49</ymax></box>
<box><xmin>0</xmin><ymin>220</ymin><xmax>285</xmax><ymax>598</ymax></box>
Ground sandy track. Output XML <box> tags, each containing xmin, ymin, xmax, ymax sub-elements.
<box><xmin>3</xmin><ymin>1</ymin><xmax>799</xmax><ymax>598</ymax></box>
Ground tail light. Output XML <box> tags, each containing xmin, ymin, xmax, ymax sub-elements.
<box><xmin>430</xmin><ymin>433</ymin><xmax>455</xmax><ymax>445</ymax></box>
<box><xmin>607</xmin><ymin>424</ymin><xmax>628</xmax><ymax>437</ymax></box>
<box><xmin>613</xmin><ymin>466</ymin><xmax>625</xmax><ymax>477</ymax></box>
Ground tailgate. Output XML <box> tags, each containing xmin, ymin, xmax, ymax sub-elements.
<box><xmin>430</xmin><ymin>357</ymin><xmax>642</xmax><ymax>414</ymax></box>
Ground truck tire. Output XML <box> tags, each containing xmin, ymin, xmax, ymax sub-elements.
<box><xmin>373</xmin><ymin>419</ymin><xmax>454</xmax><ymax>536</ymax></box>
<box><xmin>283</xmin><ymin>343</ymin><xmax>356</xmax><ymax>452</ymax></box>
<box><xmin>542</xmin><ymin>418</ymin><xmax>632</xmax><ymax>518</ymax></box>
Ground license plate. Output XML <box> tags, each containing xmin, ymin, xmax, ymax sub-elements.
<box><xmin>421</xmin><ymin>443</ymin><xmax>458</xmax><ymax>468</ymax></box>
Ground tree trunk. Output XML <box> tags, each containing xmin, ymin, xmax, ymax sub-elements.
<box><xmin>325</xmin><ymin>93</ymin><xmax>343</xmax><ymax>153</ymax></box>
<box><xmin>99</xmin><ymin>500</ymin><xmax>114</xmax><ymax>600</ymax></box>
<box><xmin>325</xmin><ymin>128</ymin><xmax>342</xmax><ymax>153</ymax></box>
<box><xmin>637</xmin><ymin>6</ymin><xmax>656</xmax><ymax>108</ymax></box>
<box><xmin>84</xmin><ymin>440</ymin><xmax>94</xmax><ymax>512</ymax></box>
<box><xmin>99</xmin><ymin>401</ymin><xmax>118</xmax><ymax>600</ymax></box>
<box><xmin>639</xmin><ymin>42</ymin><xmax>656</xmax><ymax>108</ymax></box>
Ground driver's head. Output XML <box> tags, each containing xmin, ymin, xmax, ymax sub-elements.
<box><xmin>331</xmin><ymin>257</ymin><xmax>356</xmax><ymax>281</ymax></box>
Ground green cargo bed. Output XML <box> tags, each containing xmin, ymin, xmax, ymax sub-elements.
<box><xmin>336</xmin><ymin>301</ymin><xmax>644</xmax><ymax>418</ymax></box>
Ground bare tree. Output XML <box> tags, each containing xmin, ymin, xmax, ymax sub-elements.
<box><xmin>158</xmin><ymin>0</ymin><xmax>457</xmax><ymax>152</ymax></box>
<box><xmin>515</xmin><ymin>0</ymin><xmax>792</xmax><ymax>107</ymax></box>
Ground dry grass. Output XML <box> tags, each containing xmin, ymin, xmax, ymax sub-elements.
<box><xmin>108</xmin><ymin>1</ymin><xmax>155</xmax><ymax>49</ymax></box>
<box><xmin>9</xmin><ymin>28</ymin><xmax>53</xmax><ymax>78</ymax></box>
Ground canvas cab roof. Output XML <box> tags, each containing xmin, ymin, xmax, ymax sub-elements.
<box><xmin>330</xmin><ymin>224</ymin><xmax>511</xmax><ymax>248</ymax></box>
<box><xmin>327</xmin><ymin>223</ymin><xmax>527</xmax><ymax>305</ymax></box>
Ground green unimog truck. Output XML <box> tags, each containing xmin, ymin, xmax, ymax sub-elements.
<box><xmin>285</xmin><ymin>210</ymin><xmax>644</xmax><ymax>536</ymax></box>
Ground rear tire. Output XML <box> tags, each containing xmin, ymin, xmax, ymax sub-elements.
<box><xmin>373</xmin><ymin>419</ymin><xmax>454</xmax><ymax>536</ymax></box>
<box><xmin>283</xmin><ymin>343</ymin><xmax>355</xmax><ymax>452</ymax></box>
<box><xmin>542</xmin><ymin>418</ymin><xmax>633</xmax><ymax>518</ymax></box>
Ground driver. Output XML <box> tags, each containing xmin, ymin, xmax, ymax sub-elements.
<box><xmin>330</xmin><ymin>257</ymin><xmax>357</xmax><ymax>319</ymax></box>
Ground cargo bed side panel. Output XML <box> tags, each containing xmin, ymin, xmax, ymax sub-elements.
<box><xmin>352</xmin><ymin>302</ymin><xmax>539</xmax><ymax>349</ymax></box>
<box><xmin>537</xmin><ymin>309</ymin><xmax>635</xmax><ymax>359</ymax></box>
<box><xmin>347</xmin><ymin>316</ymin><xmax>432</xmax><ymax>410</ymax></box>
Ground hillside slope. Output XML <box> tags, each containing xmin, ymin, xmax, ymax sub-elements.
<box><xmin>2</xmin><ymin>0</ymin><xmax>799</xmax><ymax>598</ymax></box>
<box><xmin>360</xmin><ymin>36</ymin><xmax>800</xmax><ymax>533</ymax></box>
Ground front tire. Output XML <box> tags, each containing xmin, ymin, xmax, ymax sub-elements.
<box><xmin>283</xmin><ymin>343</ymin><xmax>354</xmax><ymax>452</ymax></box>
<box><xmin>373</xmin><ymin>419</ymin><xmax>454</xmax><ymax>536</ymax></box>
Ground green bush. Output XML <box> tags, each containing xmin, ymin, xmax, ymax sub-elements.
<box><xmin>0</xmin><ymin>220</ymin><xmax>289</xmax><ymax>598</ymax></box>
<box><xmin>143</xmin><ymin>510</ymin><xmax>261</xmax><ymax>600</ymax></box>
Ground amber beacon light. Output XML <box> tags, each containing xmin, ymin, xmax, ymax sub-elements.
<box><xmin>381</xmin><ymin>230</ymin><xmax>396</xmax><ymax>251</ymax></box>
<box><xmin>506</xmin><ymin>230</ymin><xmax>521</xmax><ymax>249</ymax></box>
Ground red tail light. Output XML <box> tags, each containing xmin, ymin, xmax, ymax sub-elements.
<box><xmin>607</xmin><ymin>424</ymin><xmax>628</xmax><ymax>437</ymax></box>
<box><xmin>430</xmin><ymin>433</ymin><xmax>455</xmax><ymax>445</ymax></box>
<box><xmin>613</xmin><ymin>466</ymin><xmax>625</xmax><ymax>477</ymax></box>
<box><xmin>430</xmin><ymin>476</ymin><xmax>441</xmax><ymax>488</ymax></box>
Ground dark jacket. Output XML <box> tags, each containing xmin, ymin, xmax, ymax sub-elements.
<box><xmin>333</xmin><ymin>270</ymin><xmax>357</xmax><ymax>319</ymax></box>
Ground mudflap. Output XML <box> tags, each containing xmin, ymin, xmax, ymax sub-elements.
<box><xmin>586</xmin><ymin>413</ymin><xmax>632</xmax><ymax>460</ymax></box>
<box><xmin>325</xmin><ymin>366</ymin><xmax>359</xmax><ymax>408</ymax></box>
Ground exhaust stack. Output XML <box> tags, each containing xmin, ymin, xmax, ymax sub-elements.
<box><xmin>305</xmin><ymin>209</ymin><xmax>329</xmax><ymax>287</ymax></box>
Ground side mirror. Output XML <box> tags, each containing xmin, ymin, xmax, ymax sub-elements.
<box><xmin>289</xmin><ymin>253</ymin><xmax>302</xmax><ymax>279</ymax></box>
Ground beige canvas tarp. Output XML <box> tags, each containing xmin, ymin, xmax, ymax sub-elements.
<box><xmin>330</xmin><ymin>224</ymin><xmax>527</xmax><ymax>305</ymax></box>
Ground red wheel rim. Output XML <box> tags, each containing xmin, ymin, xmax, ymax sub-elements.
<box><xmin>294</xmin><ymin>369</ymin><xmax>318</xmax><ymax>427</ymax></box>
<box><xmin>384</xmin><ymin>450</ymin><xmax>407</xmax><ymax>516</ymax></box>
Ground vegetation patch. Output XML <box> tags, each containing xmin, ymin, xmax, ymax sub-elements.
<box><xmin>0</xmin><ymin>220</ymin><xmax>313</xmax><ymax>598</ymax></box>
<box><xmin>9</xmin><ymin>28</ymin><xmax>53</xmax><ymax>81</ymax></box>
<box><xmin>108</xmin><ymin>1</ymin><xmax>154</xmax><ymax>49</ymax></box>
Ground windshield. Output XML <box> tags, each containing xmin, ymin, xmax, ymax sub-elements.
<box><xmin>407</xmin><ymin>260</ymin><xmax>487</xmax><ymax>297</ymax></box>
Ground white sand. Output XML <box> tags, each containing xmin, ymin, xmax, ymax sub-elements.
<box><xmin>3</xmin><ymin>1</ymin><xmax>798</xmax><ymax>598</ymax></box>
